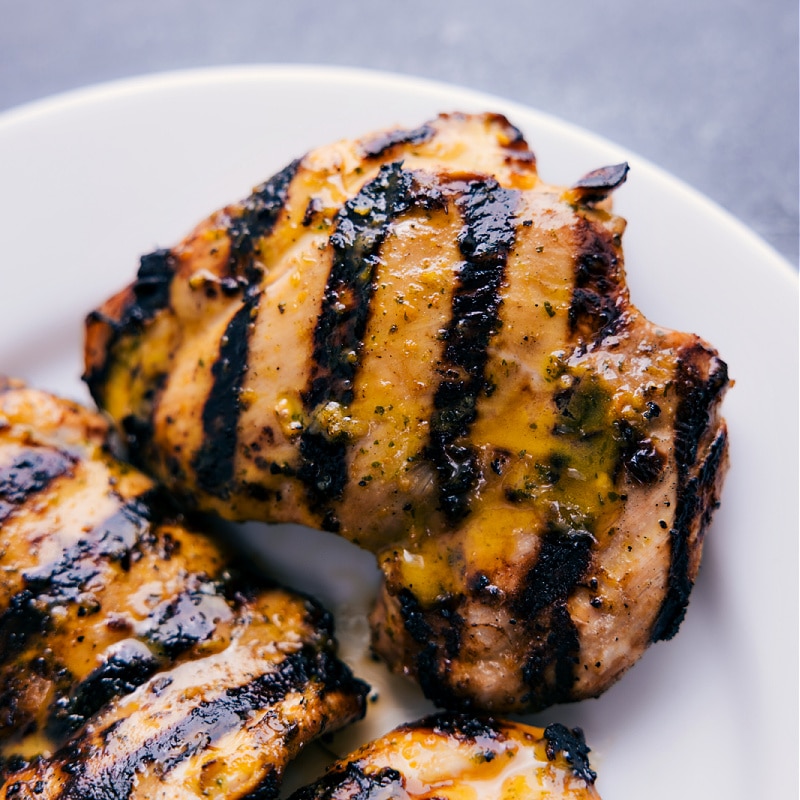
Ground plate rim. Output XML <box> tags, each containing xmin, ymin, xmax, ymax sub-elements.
<box><xmin>0</xmin><ymin>62</ymin><xmax>796</xmax><ymax>285</ymax></box>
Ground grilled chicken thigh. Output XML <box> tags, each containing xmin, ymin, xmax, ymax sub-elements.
<box><xmin>84</xmin><ymin>112</ymin><xmax>729</xmax><ymax>713</ymax></box>
<box><xmin>289</xmin><ymin>714</ymin><xmax>601</xmax><ymax>799</ymax></box>
<box><xmin>0</xmin><ymin>379</ymin><xmax>367</xmax><ymax>798</ymax></box>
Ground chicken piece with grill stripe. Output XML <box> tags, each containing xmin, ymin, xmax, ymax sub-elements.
<box><xmin>289</xmin><ymin>714</ymin><xmax>601</xmax><ymax>799</ymax></box>
<box><xmin>0</xmin><ymin>378</ymin><xmax>368</xmax><ymax>798</ymax></box>
<box><xmin>84</xmin><ymin>112</ymin><xmax>729</xmax><ymax>713</ymax></box>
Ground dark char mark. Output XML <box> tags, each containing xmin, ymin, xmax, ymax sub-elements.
<box><xmin>397</xmin><ymin>590</ymin><xmax>469</xmax><ymax>710</ymax></box>
<box><xmin>119</xmin><ymin>374</ymin><xmax>167</xmax><ymax>467</ymax></box>
<box><xmin>397</xmin><ymin>587</ymin><xmax>434</xmax><ymax>645</ymax></box>
<box><xmin>1</xmin><ymin>488</ymin><xmax>239</xmax><ymax>748</ymax></box>
<box><xmin>192</xmin><ymin>289</ymin><xmax>260</xmax><ymax>497</ymax></box>
<box><xmin>123</xmin><ymin>250</ymin><xmax>175</xmax><ymax>324</ymax></box>
<box><xmin>191</xmin><ymin>160</ymin><xmax>299</xmax><ymax>497</ymax></box>
<box><xmin>427</xmin><ymin>712</ymin><xmax>500</xmax><ymax>742</ymax></box>
<box><xmin>571</xmin><ymin>162</ymin><xmax>629</xmax><ymax>206</ymax></box>
<box><xmin>614</xmin><ymin>419</ymin><xmax>665</xmax><ymax>484</ymax></box>
<box><xmin>141</xmin><ymin>583</ymin><xmax>222</xmax><ymax>658</ymax></box>
<box><xmin>425</xmin><ymin>178</ymin><xmax>518</xmax><ymax>523</ymax></box>
<box><xmin>0</xmin><ymin>496</ymin><xmax>153</xmax><ymax>660</ymax></box>
<box><xmin>397</xmin><ymin>588</ymin><xmax>463</xmax><ymax>660</ymax></box>
<box><xmin>568</xmin><ymin>217</ymin><xmax>623</xmax><ymax>345</ymax></box>
<box><xmin>516</xmin><ymin>528</ymin><xmax>594</xmax><ymax>616</ymax></box>
<box><xmin>53</xmin><ymin>647</ymin><xmax>364</xmax><ymax>800</ymax></box>
<box><xmin>0</xmin><ymin>497</ymin><xmax>163</xmax><ymax>745</ymax></box>
<box><xmin>673</xmin><ymin>354</ymin><xmax>729</xmax><ymax>484</ymax></box>
<box><xmin>650</xmin><ymin>352</ymin><xmax>728</xmax><ymax>642</ymax></box>
<box><xmin>46</xmin><ymin>641</ymin><xmax>159</xmax><ymax>745</ymax></box>
<box><xmin>306</xmin><ymin>162</ymin><xmax>421</xmax><ymax>408</ymax></box>
<box><xmin>298</xmin><ymin>163</ymin><xmax>423</xmax><ymax>515</ymax></box>
<box><xmin>239</xmin><ymin>769</ymin><xmax>281</xmax><ymax>800</ymax></box>
<box><xmin>416</xmin><ymin>645</ymin><xmax>455</xmax><ymax>710</ymax></box>
<box><xmin>0</xmin><ymin>590</ymin><xmax>49</xmax><ymax>670</ymax></box>
<box><xmin>289</xmin><ymin>762</ymin><xmax>402</xmax><ymax>800</ymax></box>
<box><xmin>543</xmin><ymin>723</ymin><xmax>597</xmax><ymax>784</ymax></box>
<box><xmin>83</xmin><ymin>249</ymin><xmax>176</xmax><ymax>402</ymax></box>
<box><xmin>515</xmin><ymin>527</ymin><xmax>594</xmax><ymax>708</ymax></box>
<box><xmin>227</xmin><ymin>159</ymin><xmax>302</xmax><ymax>282</ymax></box>
<box><xmin>0</xmin><ymin>753</ymin><xmax>30</xmax><ymax>784</ymax></box>
<box><xmin>359</xmin><ymin>123</ymin><xmax>435</xmax><ymax>159</ymax></box>
<box><xmin>0</xmin><ymin>449</ymin><xmax>75</xmax><ymax>522</ymax></box>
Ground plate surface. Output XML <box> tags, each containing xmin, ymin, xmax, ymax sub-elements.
<box><xmin>0</xmin><ymin>65</ymin><xmax>797</xmax><ymax>798</ymax></box>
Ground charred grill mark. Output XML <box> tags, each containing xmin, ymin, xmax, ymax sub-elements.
<box><xmin>426</xmin><ymin>179</ymin><xmax>519</xmax><ymax>522</ymax></box>
<box><xmin>0</xmin><ymin>590</ymin><xmax>49</xmax><ymax>666</ymax></box>
<box><xmin>543</xmin><ymin>723</ymin><xmax>597</xmax><ymax>784</ymax></box>
<box><xmin>123</xmin><ymin>250</ymin><xmax>175</xmax><ymax>324</ymax></box>
<box><xmin>0</xmin><ymin>497</ymin><xmax>153</xmax><ymax>653</ymax></box>
<box><xmin>288</xmin><ymin>761</ymin><xmax>402</xmax><ymax>800</ymax></box>
<box><xmin>0</xmin><ymin>494</ymin><xmax>213</xmax><ymax>745</ymax></box>
<box><xmin>521</xmin><ymin>604</ymin><xmax>581</xmax><ymax>709</ymax></box>
<box><xmin>568</xmin><ymin>218</ymin><xmax>623</xmax><ymax>344</ymax></box>
<box><xmin>396</xmin><ymin>593</ymin><xmax>442</xmax><ymax>708</ymax></box>
<box><xmin>142</xmin><ymin>583</ymin><xmax>223</xmax><ymax>658</ymax></box>
<box><xmin>191</xmin><ymin>162</ymin><xmax>299</xmax><ymax>498</ymax></box>
<box><xmin>614</xmin><ymin>419</ymin><xmax>665</xmax><ymax>484</ymax></box>
<box><xmin>441</xmin><ymin>605</ymin><xmax>465</xmax><ymax>659</ymax></box>
<box><xmin>23</xmin><ymin>497</ymin><xmax>154</xmax><ymax>590</ymax></box>
<box><xmin>227</xmin><ymin>159</ymin><xmax>301</xmax><ymax>283</ymax></box>
<box><xmin>672</xmin><ymin>354</ymin><xmax>729</xmax><ymax>482</ymax></box>
<box><xmin>296</xmin><ymin>428</ymin><xmax>346</xmax><ymax>527</ymax></box>
<box><xmin>397</xmin><ymin>590</ymin><xmax>468</xmax><ymax>710</ymax></box>
<box><xmin>570</xmin><ymin>162</ymin><xmax>629</xmax><ymax>206</ymax></box>
<box><xmin>416</xmin><ymin>597</ymin><xmax>464</xmax><ymax>659</ymax></box>
<box><xmin>415</xmin><ymin>642</ymin><xmax>465</xmax><ymax>711</ymax></box>
<box><xmin>0</xmin><ymin>676</ymin><xmax>25</xmax><ymax>739</ymax></box>
<box><xmin>358</xmin><ymin>123</ymin><xmax>435</xmax><ymax>159</ymax></box>
<box><xmin>298</xmin><ymin>163</ymin><xmax>420</xmax><ymax>510</ymax></box>
<box><xmin>427</xmin><ymin>712</ymin><xmax>501</xmax><ymax>742</ymax></box>
<box><xmin>118</xmin><ymin>372</ymin><xmax>168</xmax><ymax>465</ymax></box>
<box><xmin>307</xmin><ymin>163</ymin><xmax>419</xmax><ymax>408</ymax></box>
<box><xmin>397</xmin><ymin>587</ymin><xmax>434</xmax><ymax>645</ymax></box>
<box><xmin>515</xmin><ymin>528</ymin><xmax>594</xmax><ymax>707</ymax></box>
<box><xmin>0</xmin><ymin>449</ymin><xmax>75</xmax><ymax>522</ymax></box>
<box><xmin>83</xmin><ymin>249</ymin><xmax>176</xmax><ymax>402</ymax></box>
<box><xmin>0</xmin><ymin>628</ymin><xmax>74</xmax><ymax>742</ymax></box>
<box><xmin>0</xmin><ymin>754</ymin><xmax>29</xmax><ymax>782</ymax></box>
<box><xmin>651</xmin><ymin>353</ymin><xmax>729</xmax><ymax>642</ymax></box>
<box><xmin>0</xmin><ymin>500</ymin><xmax>153</xmax><ymax>742</ymax></box>
<box><xmin>239</xmin><ymin>770</ymin><xmax>281</xmax><ymax>800</ymax></box>
<box><xmin>515</xmin><ymin>529</ymin><xmax>594</xmax><ymax>617</ymax></box>
<box><xmin>516</xmin><ymin>528</ymin><xmax>594</xmax><ymax>616</ymax></box>
<box><xmin>50</xmin><ymin>648</ymin><xmax>363</xmax><ymax>800</ymax></box>
<box><xmin>192</xmin><ymin>289</ymin><xmax>260</xmax><ymax>496</ymax></box>
<box><xmin>46</xmin><ymin>640</ymin><xmax>159</xmax><ymax>744</ymax></box>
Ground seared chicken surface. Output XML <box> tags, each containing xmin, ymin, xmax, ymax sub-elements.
<box><xmin>289</xmin><ymin>714</ymin><xmax>601</xmax><ymax>799</ymax></box>
<box><xmin>85</xmin><ymin>112</ymin><xmax>729</xmax><ymax>713</ymax></box>
<box><xmin>0</xmin><ymin>379</ymin><xmax>367</xmax><ymax>798</ymax></box>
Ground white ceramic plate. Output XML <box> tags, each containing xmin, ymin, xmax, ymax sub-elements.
<box><xmin>0</xmin><ymin>65</ymin><xmax>796</xmax><ymax>799</ymax></box>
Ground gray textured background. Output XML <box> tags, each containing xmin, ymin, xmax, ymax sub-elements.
<box><xmin>1</xmin><ymin>0</ymin><xmax>797</xmax><ymax>264</ymax></box>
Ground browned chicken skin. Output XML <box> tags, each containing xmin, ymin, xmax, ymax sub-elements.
<box><xmin>289</xmin><ymin>714</ymin><xmax>602</xmax><ymax>799</ymax></box>
<box><xmin>0</xmin><ymin>379</ymin><xmax>367</xmax><ymax>798</ymax></box>
<box><xmin>84</xmin><ymin>112</ymin><xmax>729</xmax><ymax>713</ymax></box>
